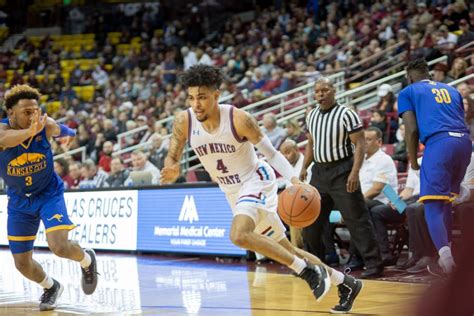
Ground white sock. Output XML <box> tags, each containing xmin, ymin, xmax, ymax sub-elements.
<box><xmin>438</xmin><ymin>246</ymin><xmax>455</xmax><ymax>273</ymax></box>
<box><xmin>289</xmin><ymin>256</ymin><xmax>306</xmax><ymax>274</ymax></box>
<box><xmin>329</xmin><ymin>269</ymin><xmax>344</xmax><ymax>285</ymax></box>
<box><xmin>39</xmin><ymin>274</ymin><xmax>54</xmax><ymax>289</ymax></box>
<box><xmin>80</xmin><ymin>251</ymin><xmax>92</xmax><ymax>269</ymax></box>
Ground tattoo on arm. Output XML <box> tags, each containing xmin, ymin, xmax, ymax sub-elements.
<box><xmin>166</xmin><ymin>114</ymin><xmax>187</xmax><ymax>164</ymax></box>
<box><xmin>244</xmin><ymin>114</ymin><xmax>260</xmax><ymax>132</ymax></box>
<box><xmin>238</xmin><ymin>113</ymin><xmax>263</xmax><ymax>144</ymax></box>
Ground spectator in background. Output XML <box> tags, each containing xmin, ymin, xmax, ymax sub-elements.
<box><xmin>181</xmin><ymin>46</ymin><xmax>197</xmax><ymax>71</ymax></box>
<box><xmin>106</xmin><ymin>157</ymin><xmax>129</xmax><ymax>188</ymax></box>
<box><xmin>351</xmin><ymin>127</ymin><xmax>398</xmax><ymax>266</ymax></box>
<box><xmin>68</xmin><ymin>161</ymin><xmax>82</xmax><ymax>189</ymax></box>
<box><xmin>448</xmin><ymin>57</ymin><xmax>467</xmax><ymax>80</ymax></box>
<box><xmin>98</xmin><ymin>141</ymin><xmax>114</xmax><ymax>172</ymax></box>
<box><xmin>369</xmin><ymin>110</ymin><xmax>387</xmax><ymax>142</ymax></box>
<box><xmin>148</xmin><ymin>134</ymin><xmax>168</xmax><ymax>170</ymax></box>
<box><xmin>125</xmin><ymin>150</ymin><xmax>160</xmax><ymax>185</ymax></box>
<box><xmin>376</xmin><ymin>84</ymin><xmax>397</xmax><ymax>113</ymax></box>
<box><xmin>102</xmin><ymin>119</ymin><xmax>117</xmax><ymax>142</ymax></box>
<box><xmin>413</xmin><ymin>2</ymin><xmax>433</xmax><ymax>29</ymax></box>
<box><xmin>78</xmin><ymin>159</ymin><xmax>109</xmax><ymax>189</ymax></box>
<box><xmin>435</xmin><ymin>24</ymin><xmax>458</xmax><ymax>52</ymax></box>
<box><xmin>457</xmin><ymin>19</ymin><xmax>474</xmax><ymax>47</ymax></box>
<box><xmin>54</xmin><ymin>158</ymin><xmax>74</xmax><ymax>189</ymax></box>
<box><xmin>359</xmin><ymin>127</ymin><xmax>398</xmax><ymax>212</ymax></box>
<box><xmin>457</xmin><ymin>83</ymin><xmax>474</xmax><ymax>138</ymax></box>
<box><xmin>196</xmin><ymin>48</ymin><xmax>213</xmax><ymax>66</ymax></box>
<box><xmin>262</xmin><ymin>113</ymin><xmax>286</xmax><ymax>149</ymax></box>
<box><xmin>432</xmin><ymin>63</ymin><xmax>453</xmax><ymax>83</ymax></box>
<box><xmin>285</xmin><ymin>119</ymin><xmax>305</xmax><ymax>143</ymax></box>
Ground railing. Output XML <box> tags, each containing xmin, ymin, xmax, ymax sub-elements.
<box><xmin>53</xmin><ymin>146</ymin><xmax>87</xmax><ymax>162</ymax></box>
<box><xmin>182</xmin><ymin>57</ymin><xmax>470</xmax><ymax>173</ymax></box>
<box><xmin>110</xmin><ymin>73</ymin><xmax>345</xmax><ymax>167</ymax></box>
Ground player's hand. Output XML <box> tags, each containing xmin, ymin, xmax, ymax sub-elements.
<box><xmin>299</xmin><ymin>169</ymin><xmax>308</xmax><ymax>182</ymax></box>
<box><xmin>290</xmin><ymin>176</ymin><xmax>303</xmax><ymax>186</ymax></box>
<box><xmin>410</xmin><ymin>159</ymin><xmax>420</xmax><ymax>170</ymax></box>
<box><xmin>346</xmin><ymin>170</ymin><xmax>360</xmax><ymax>193</ymax></box>
<box><xmin>29</xmin><ymin>111</ymin><xmax>47</xmax><ymax>137</ymax></box>
<box><xmin>160</xmin><ymin>165</ymin><xmax>180</xmax><ymax>184</ymax></box>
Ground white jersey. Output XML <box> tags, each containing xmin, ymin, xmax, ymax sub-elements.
<box><xmin>188</xmin><ymin>104</ymin><xmax>259</xmax><ymax>192</ymax></box>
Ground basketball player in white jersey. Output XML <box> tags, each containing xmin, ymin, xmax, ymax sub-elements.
<box><xmin>161</xmin><ymin>65</ymin><xmax>363</xmax><ymax>313</ymax></box>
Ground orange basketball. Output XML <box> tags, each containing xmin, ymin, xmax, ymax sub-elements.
<box><xmin>277</xmin><ymin>183</ymin><xmax>321</xmax><ymax>228</ymax></box>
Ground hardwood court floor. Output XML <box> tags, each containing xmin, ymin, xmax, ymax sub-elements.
<box><xmin>0</xmin><ymin>249</ymin><xmax>425</xmax><ymax>315</ymax></box>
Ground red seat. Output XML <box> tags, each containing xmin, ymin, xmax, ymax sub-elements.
<box><xmin>186</xmin><ymin>170</ymin><xmax>198</xmax><ymax>183</ymax></box>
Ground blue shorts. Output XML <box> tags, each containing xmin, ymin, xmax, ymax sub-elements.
<box><xmin>419</xmin><ymin>132</ymin><xmax>472</xmax><ymax>203</ymax></box>
<box><xmin>7</xmin><ymin>178</ymin><xmax>75</xmax><ymax>254</ymax></box>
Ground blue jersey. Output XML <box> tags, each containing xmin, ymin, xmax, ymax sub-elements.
<box><xmin>398</xmin><ymin>80</ymin><xmax>469</xmax><ymax>144</ymax></box>
<box><xmin>0</xmin><ymin>118</ymin><xmax>60</xmax><ymax>196</ymax></box>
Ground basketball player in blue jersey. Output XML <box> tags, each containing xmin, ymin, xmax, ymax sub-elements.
<box><xmin>0</xmin><ymin>85</ymin><xmax>98</xmax><ymax>311</ymax></box>
<box><xmin>398</xmin><ymin>59</ymin><xmax>471</xmax><ymax>274</ymax></box>
<box><xmin>161</xmin><ymin>65</ymin><xmax>363</xmax><ymax>314</ymax></box>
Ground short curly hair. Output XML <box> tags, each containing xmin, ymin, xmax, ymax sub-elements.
<box><xmin>4</xmin><ymin>84</ymin><xmax>41</xmax><ymax>110</ymax></box>
<box><xmin>180</xmin><ymin>64</ymin><xmax>223</xmax><ymax>89</ymax></box>
<box><xmin>406</xmin><ymin>59</ymin><xmax>429</xmax><ymax>76</ymax></box>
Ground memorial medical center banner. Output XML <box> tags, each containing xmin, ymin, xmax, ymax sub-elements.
<box><xmin>0</xmin><ymin>186</ymin><xmax>246</xmax><ymax>256</ymax></box>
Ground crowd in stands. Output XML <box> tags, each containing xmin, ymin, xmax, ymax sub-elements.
<box><xmin>0</xmin><ymin>0</ymin><xmax>472</xmax><ymax>190</ymax></box>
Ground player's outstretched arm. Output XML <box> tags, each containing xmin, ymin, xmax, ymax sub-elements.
<box><xmin>233</xmin><ymin>108</ymin><xmax>299</xmax><ymax>184</ymax></box>
<box><xmin>44</xmin><ymin>117</ymin><xmax>76</xmax><ymax>145</ymax></box>
<box><xmin>161</xmin><ymin>111</ymin><xmax>189</xmax><ymax>184</ymax></box>
<box><xmin>0</xmin><ymin>110</ymin><xmax>46</xmax><ymax>149</ymax></box>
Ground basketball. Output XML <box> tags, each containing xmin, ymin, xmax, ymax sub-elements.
<box><xmin>277</xmin><ymin>184</ymin><xmax>321</xmax><ymax>228</ymax></box>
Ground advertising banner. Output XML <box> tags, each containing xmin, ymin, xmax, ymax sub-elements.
<box><xmin>137</xmin><ymin>187</ymin><xmax>246</xmax><ymax>255</ymax></box>
<box><xmin>0</xmin><ymin>190</ymin><xmax>138</xmax><ymax>251</ymax></box>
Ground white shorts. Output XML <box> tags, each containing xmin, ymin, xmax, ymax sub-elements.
<box><xmin>224</xmin><ymin>161</ymin><xmax>286</xmax><ymax>242</ymax></box>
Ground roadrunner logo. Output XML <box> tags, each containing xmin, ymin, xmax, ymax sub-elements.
<box><xmin>7</xmin><ymin>153</ymin><xmax>47</xmax><ymax>176</ymax></box>
<box><xmin>47</xmin><ymin>214</ymin><xmax>63</xmax><ymax>222</ymax></box>
<box><xmin>179</xmin><ymin>195</ymin><xmax>199</xmax><ymax>224</ymax></box>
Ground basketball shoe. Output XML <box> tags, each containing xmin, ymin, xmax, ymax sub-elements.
<box><xmin>81</xmin><ymin>248</ymin><xmax>99</xmax><ymax>295</ymax></box>
<box><xmin>39</xmin><ymin>279</ymin><xmax>63</xmax><ymax>311</ymax></box>
<box><xmin>330</xmin><ymin>275</ymin><xmax>363</xmax><ymax>314</ymax></box>
<box><xmin>298</xmin><ymin>263</ymin><xmax>331</xmax><ymax>301</ymax></box>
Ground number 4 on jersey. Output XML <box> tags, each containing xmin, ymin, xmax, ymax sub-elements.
<box><xmin>216</xmin><ymin>159</ymin><xmax>229</xmax><ymax>173</ymax></box>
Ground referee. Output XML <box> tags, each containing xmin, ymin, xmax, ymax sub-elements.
<box><xmin>300</xmin><ymin>77</ymin><xmax>383</xmax><ymax>278</ymax></box>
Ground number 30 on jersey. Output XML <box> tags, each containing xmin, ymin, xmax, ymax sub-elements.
<box><xmin>431</xmin><ymin>88</ymin><xmax>452</xmax><ymax>104</ymax></box>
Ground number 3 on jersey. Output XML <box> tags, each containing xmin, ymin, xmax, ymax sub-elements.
<box><xmin>431</xmin><ymin>88</ymin><xmax>452</xmax><ymax>104</ymax></box>
<box><xmin>25</xmin><ymin>176</ymin><xmax>32</xmax><ymax>186</ymax></box>
<box><xmin>216</xmin><ymin>159</ymin><xmax>229</xmax><ymax>173</ymax></box>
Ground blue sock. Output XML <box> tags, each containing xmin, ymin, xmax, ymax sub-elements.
<box><xmin>443</xmin><ymin>206</ymin><xmax>453</xmax><ymax>244</ymax></box>
<box><xmin>424</xmin><ymin>200</ymin><xmax>451</xmax><ymax>250</ymax></box>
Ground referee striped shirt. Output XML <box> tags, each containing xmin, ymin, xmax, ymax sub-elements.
<box><xmin>306</xmin><ymin>104</ymin><xmax>363</xmax><ymax>163</ymax></box>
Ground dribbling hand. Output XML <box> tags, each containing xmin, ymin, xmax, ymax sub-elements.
<box><xmin>160</xmin><ymin>165</ymin><xmax>180</xmax><ymax>184</ymax></box>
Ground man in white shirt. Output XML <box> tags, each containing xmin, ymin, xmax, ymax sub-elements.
<box><xmin>354</xmin><ymin>127</ymin><xmax>398</xmax><ymax>265</ymax></box>
<box><xmin>181</xmin><ymin>46</ymin><xmax>198</xmax><ymax>71</ymax></box>
<box><xmin>360</xmin><ymin>127</ymin><xmax>398</xmax><ymax>206</ymax></box>
<box><xmin>262</xmin><ymin>113</ymin><xmax>287</xmax><ymax>149</ymax></box>
<box><xmin>125</xmin><ymin>150</ymin><xmax>160</xmax><ymax>186</ymax></box>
